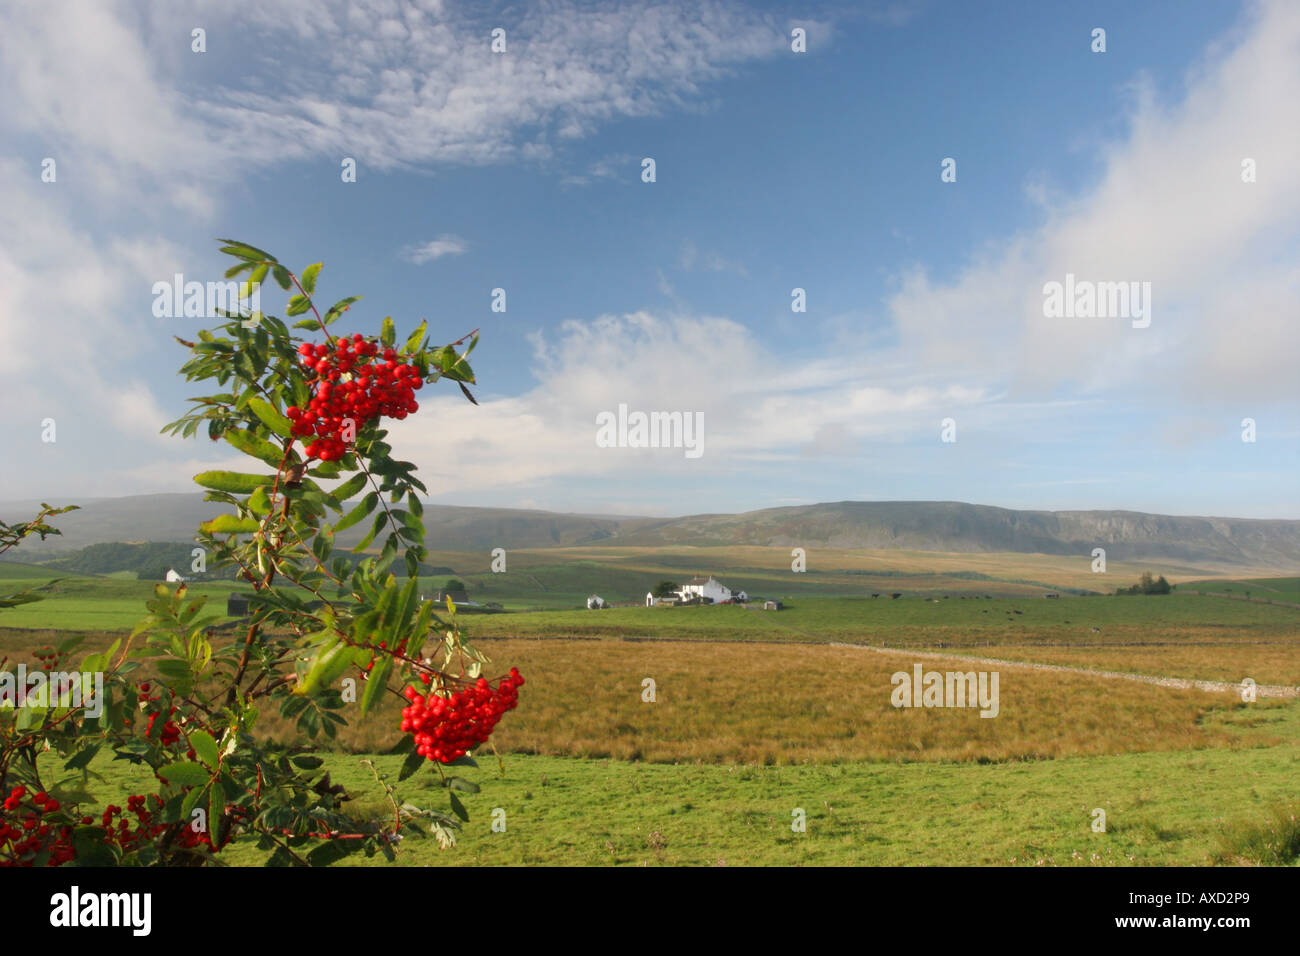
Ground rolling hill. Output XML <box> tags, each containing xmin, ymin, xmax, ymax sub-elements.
<box><xmin>2</xmin><ymin>495</ymin><xmax>1297</xmax><ymax>570</ymax></box>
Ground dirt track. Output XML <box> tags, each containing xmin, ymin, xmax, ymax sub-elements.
<box><xmin>828</xmin><ymin>642</ymin><xmax>1300</xmax><ymax>699</ymax></box>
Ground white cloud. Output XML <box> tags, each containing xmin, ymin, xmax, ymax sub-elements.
<box><xmin>402</xmin><ymin>236</ymin><xmax>468</xmax><ymax>264</ymax></box>
<box><xmin>887</xmin><ymin>0</ymin><xmax>1300</xmax><ymax>406</ymax></box>
<box><xmin>386</xmin><ymin>310</ymin><xmax>994</xmax><ymax>497</ymax></box>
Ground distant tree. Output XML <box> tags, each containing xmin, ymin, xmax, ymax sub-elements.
<box><xmin>1117</xmin><ymin>572</ymin><xmax>1171</xmax><ymax>595</ymax></box>
<box><xmin>652</xmin><ymin>580</ymin><xmax>680</xmax><ymax>598</ymax></box>
<box><xmin>443</xmin><ymin>578</ymin><xmax>467</xmax><ymax>593</ymax></box>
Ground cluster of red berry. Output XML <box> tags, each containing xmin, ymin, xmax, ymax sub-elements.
<box><xmin>0</xmin><ymin>786</ymin><xmax>222</xmax><ymax>867</ymax></box>
<box><xmin>287</xmin><ymin>335</ymin><xmax>424</xmax><ymax>461</ymax></box>
<box><xmin>0</xmin><ymin>786</ymin><xmax>74</xmax><ymax>866</ymax></box>
<box><xmin>400</xmin><ymin>669</ymin><xmax>525</xmax><ymax>763</ymax></box>
<box><xmin>31</xmin><ymin>645</ymin><xmax>67</xmax><ymax>669</ymax></box>
<box><xmin>101</xmin><ymin>794</ymin><xmax>211</xmax><ymax>853</ymax></box>
<box><xmin>138</xmin><ymin>684</ymin><xmax>183</xmax><ymax>749</ymax></box>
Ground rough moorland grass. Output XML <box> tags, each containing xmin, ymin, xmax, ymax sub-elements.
<box><xmin>58</xmin><ymin>743</ymin><xmax>1300</xmax><ymax>866</ymax></box>
<box><xmin>247</xmin><ymin>639</ymin><xmax>1289</xmax><ymax>763</ymax></box>
<box><xmin>1</xmin><ymin>627</ymin><xmax>1292</xmax><ymax>764</ymax></box>
<box><xmin>1212</xmin><ymin>804</ymin><xmax>1300</xmax><ymax>866</ymax></box>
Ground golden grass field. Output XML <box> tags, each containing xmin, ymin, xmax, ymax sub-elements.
<box><xmin>232</xmin><ymin>637</ymin><xmax>1287</xmax><ymax>765</ymax></box>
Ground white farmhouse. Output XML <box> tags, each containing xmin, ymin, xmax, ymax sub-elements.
<box><xmin>165</xmin><ymin>568</ymin><xmax>190</xmax><ymax>583</ymax></box>
<box><xmin>586</xmin><ymin>594</ymin><xmax>607</xmax><ymax>610</ymax></box>
<box><xmin>677</xmin><ymin>575</ymin><xmax>737</xmax><ymax>604</ymax></box>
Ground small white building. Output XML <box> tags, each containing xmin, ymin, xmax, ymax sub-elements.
<box><xmin>165</xmin><ymin>568</ymin><xmax>190</xmax><ymax>583</ymax></box>
<box><xmin>677</xmin><ymin>576</ymin><xmax>737</xmax><ymax>604</ymax></box>
<box><xmin>587</xmin><ymin>594</ymin><xmax>607</xmax><ymax>610</ymax></box>
<box><xmin>645</xmin><ymin>592</ymin><xmax>657</xmax><ymax>607</ymax></box>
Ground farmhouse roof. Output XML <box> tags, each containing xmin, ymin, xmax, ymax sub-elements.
<box><xmin>685</xmin><ymin>575</ymin><xmax>714</xmax><ymax>585</ymax></box>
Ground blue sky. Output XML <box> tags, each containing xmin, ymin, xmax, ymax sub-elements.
<box><xmin>1</xmin><ymin>0</ymin><xmax>1297</xmax><ymax>518</ymax></box>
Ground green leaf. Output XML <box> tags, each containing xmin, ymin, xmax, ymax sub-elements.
<box><xmin>242</xmin><ymin>262</ymin><xmax>269</xmax><ymax>300</ymax></box>
<box><xmin>158</xmin><ymin>761</ymin><xmax>211</xmax><ymax>787</ymax></box>
<box><xmin>295</xmin><ymin>640</ymin><xmax>356</xmax><ymax>697</ymax></box>
<box><xmin>248</xmin><ymin>397</ymin><xmax>293</xmax><ymax>438</ymax></box>
<box><xmin>397</xmin><ymin>748</ymin><xmax>425</xmax><ymax>782</ymax></box>
<box><xmin>190</xmin><ymin>730</ymin><xmax>220</xmax><ymax>769</ymax></box>
<box><xmin>447</xmin><ymin>777</ymin><xmax>480</xmax><ymax>794</ymax></box>
<box><xmin>286</xmin><ymin>294</ymin><xmax>312</xmax><ymax>317</ymax></box>
<box><xmin>72</xmin><ymin>827</ymin><xmax>121</xmax><ymax>866</ymax></box>
<box><xmin>248</xmin><ymin>485</ymin><xmax>273</xmax><ymax>516</ymax></box>
<box><xmin>181</xmin><ymin>784</ymin><xmax>207</xmax><ymax>819</ymax></box>
<box><xmin>312</xmin><ymin>530</ymin><xmax>333</xmax><ymax>565</ymax></box>
<box><xmin>290</xmin><ymin>755</ymin><xmax>324</xmax><ymax>770</ymax></box>
<box><xmin>209</xmin><ymin>785</ymin><xmax>225</xmax><ymax>845</ymax></box>
<box><xmin>267</xmin><ymin>846</ymin><xmax>297</xmax><ymax>867</ymax></box>
<box><xmin>200</xmin><ymin>515</ymin><xmax>261</xmax><ymax>534</ymax></box>
<box><xmin>402</xmin><ymin>319</ymin><xmax>427</xmax><ymax>355</ymax></box>
<box><xmin>334</xmin><ymin>492</ymin><xmax>377</xmax><ymax>534</ymax></box>
<box><xmin>301</xmin><ymin>263</ymin><xmax>322</xmax><ymax>295</ymax></box>
<box><xmin>155</xmin><ymin>659</ymin><xmax>194</xmax><ymax>683</ymax></box>
<box><xmin>63</xmin><ymin>744</ymin><xmax>102</xmax><ymax>772</ymax></box>
<box><xmin>323</xmin><ymin>296</ymin><xmax>361</xmax><ymax>326</ymax></box>
<box><xmin>307</xmin><ymin>840</ymin><xmax>353</xmax><ymax>867</ymax></box>
<box><xmin>217</xmin><ymin>239</ymin><xmax>276</xmax><ymax>262</ymax></box>
<box><xmin>333</xmin><ymin>473</ymin><xmax>367</xmax><ymax>501</ymax></box>
<box><xmin>194</xmin><ymin>470</ymin><xmax>273</xmax><ymax>495</ymax></box>
<box><xmin>380</xmin><ymin>316</ymin><xmax>395</xmax><ymax>347</ymax></box>
<box><xmin>224</xmin><ymin>428</ymin><xmax>285</xmax><ymax>467</ymax></box>
<box><xmin>359</xmin><ymin>655</ymin><xmax>391</xmax><ymax>716</ymax></box>
<box><xmin>448</xmin><ymin>790</ymin><xmax>470</xmax><ymax>822</ymax></box>
<box><xmin>272</xmin><ymin>264</ymin><xmax>293</xmax><ymax>290</ymax></box>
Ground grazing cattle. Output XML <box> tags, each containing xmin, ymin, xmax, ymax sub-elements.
<box><xmin>1090</xmin><ymin>626</ymin><xmax>1101</xmax><ymax>633</ymax></box>
<box><xmin>890</xmin><ymin>593</ymin><xmax>902</xmax><ymax>599</ymax></box>
<box><xmin>1013</xmin><ymin>609</ymin><xmax>1022</xmax><ymax>615</ymax></box>
<box><xmin>871</xmin><ymin>593</ymin><xmax>880</xmax><ymax>598</ymax></box>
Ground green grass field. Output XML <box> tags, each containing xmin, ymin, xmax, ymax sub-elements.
<box><xmin>0</xmin><ymin>576</ymin><xmax>249</xmax><ymax>630</ymax></box>
<box><xmin>51</xmin><ymin>730</ymin><xmax>1300</xmax><ymax>866</ymax></box>
<box><xmin>1185</xmin><ymin>576</ymin><xmax>1300</xmax><ymax>599</ymax></box>
<box><xmin>6</xmin><ymin>572</ymin><xmax>1296</xmax><ymax>643</ymax></box>
<box><xmin>456</xmin><ymin>591</ymin><xmax>1300</xmax><ymax>647</ymax></box>
<box><xmin>3</xmin><ymin>552</ymin><xmax>1298</xmax><ymax>866</ymax></box>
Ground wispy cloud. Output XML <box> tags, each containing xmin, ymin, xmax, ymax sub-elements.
<box><xmin>560</xmin><ymin>152</ymin><xmax>638</xmax><ymax>186</ymax></box>
<box><xmin>402</xmin><ymin>236</ymin><xmax>468</xmax><ymax>264</ymax></box>
<box><xmin>0</xmin><ymin>0</ymin><xmax>791</xmax><ymax>498</ymax></box>
<box><xmin>678</xmin><ymin>239</ymin><xmax>748</xmax><ymax>276</ymax></box>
